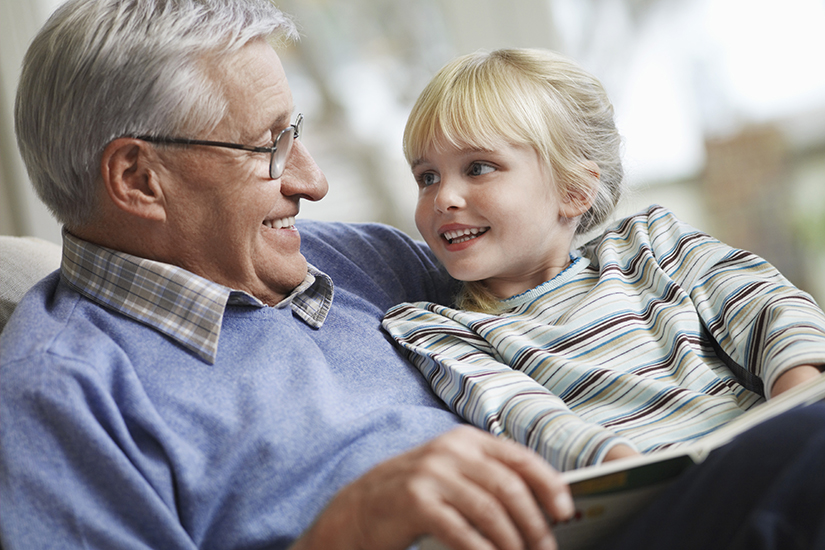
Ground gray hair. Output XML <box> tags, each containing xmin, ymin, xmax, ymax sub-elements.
<box><xmin>14</xmin><ymin>0</ymin><xmax>297</xmax><ymax>229</ymax></box>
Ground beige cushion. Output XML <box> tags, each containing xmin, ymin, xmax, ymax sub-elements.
<box><xmin>0</xmin><ymin>236</ymin><xmax>62</xmax><ymax>333</ymax></box>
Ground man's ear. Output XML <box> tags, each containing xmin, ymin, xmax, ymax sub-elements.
<box><xmin>99</xmin><ymin>138</ymin><xmax>166</xmax><ymax>222</ymax></box>
<box><xmin>560</xmin><ymin>161</ymin><xmax>600</xmax><ymax>218</ymax></box>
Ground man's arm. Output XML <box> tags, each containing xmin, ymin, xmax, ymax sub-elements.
<box><xmin>0</xmin><ymin>356</ymin><xmax>199</xmax><ymax>549</ymax></box>
<box><xmin>292</xmin><ymin>427</ymin><xmax>574</xmax><ymax>550</ymax></box>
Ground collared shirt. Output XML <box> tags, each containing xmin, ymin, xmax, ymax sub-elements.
<box><xmin>60</xmin><ymin>229</ymin><xmax>333</xmax><ymax>364</ymax></box>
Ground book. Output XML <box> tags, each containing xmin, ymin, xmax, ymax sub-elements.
<box><xmin>417</xmin><ymin>372</ymin><xmax>825</xmax><ymax>550</ymax></box>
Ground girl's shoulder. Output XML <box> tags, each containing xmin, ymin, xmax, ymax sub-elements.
<box><xmin>584</xmin><ymin>204</ymin><xmax>710</xmax><ymax>252</ymax></box>
<box><xmin>580</xmin><ymin>204</ymin><xmax>731</xmax><ymax>279</ymax></box>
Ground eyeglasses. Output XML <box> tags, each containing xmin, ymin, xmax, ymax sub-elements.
<box><xmin>134</xmin><ymin>113</ymin><xmax>303</xmax><ymax>179</ymax></box>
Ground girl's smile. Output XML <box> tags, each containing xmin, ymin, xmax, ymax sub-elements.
<box><xmin>439</xmin><ymin>224</ymin><xmax>490</xmax><ymax>248</ymax></box>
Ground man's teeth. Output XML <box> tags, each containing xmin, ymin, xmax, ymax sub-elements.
<box><xmin>263</xmin><ymin>216</ymin><xmax>295</xmax><ymax>229</ymax></box>
<box><xmin>442</xmin><ymin>227</ymin><xmax>488</xmax><ymax>244</ymax></box>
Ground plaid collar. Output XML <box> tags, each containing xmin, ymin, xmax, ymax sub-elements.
<box><xmin>60</xmin><ymin>230</ymin><xmax>333</xmax><ymax>364</ymax></box>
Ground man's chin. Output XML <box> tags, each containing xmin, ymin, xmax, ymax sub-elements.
<box><xmin>262</xmin><ymin>256</ymin><xmax>309</xmax><ymax>298</ymax></box>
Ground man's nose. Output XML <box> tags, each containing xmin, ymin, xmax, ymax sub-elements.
<box><xmin>279</xmin><ymin>141</ymin><xmax>329</xmax><ymax>202</ymax></box>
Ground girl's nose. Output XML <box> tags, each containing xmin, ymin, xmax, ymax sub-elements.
<box><xmin>433</xmin><ymin>177</ymin><xmax>466</xmax><ymax>214</ymax></box>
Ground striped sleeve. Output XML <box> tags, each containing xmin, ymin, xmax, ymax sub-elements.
<box><xmin>383</xmin><ymin>302</ymin><xmax>637</xmax><ymax>471</ymax></box>
<box><xmin>642</xmin><ymin>206</ymin><xmax>825</xmax><ymax>397</ymax></box>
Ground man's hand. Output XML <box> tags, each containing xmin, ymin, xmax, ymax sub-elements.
<box><xmin>294</xmin><ymin>426</ymin><xmax>574</xmax><ymax>550</ymax></box>
<box><xmin>771</xmin><ymin>365</ymin><xmax>823</xmax><ymax>398</ymax></box>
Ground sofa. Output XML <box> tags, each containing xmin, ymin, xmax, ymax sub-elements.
<box><xmin>0</xmin><ymin>235</ymin><xmax>62</xmax><ymax>333</ymax></box>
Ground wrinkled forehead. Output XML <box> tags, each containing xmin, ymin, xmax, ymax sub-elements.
<box><xmin>205</xmin><ymin>40</ymin><xmax>294</xmax><ymax>139</ymax></box>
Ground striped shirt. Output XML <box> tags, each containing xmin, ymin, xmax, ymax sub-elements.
<box><xmin>61</xmin><ymin>229</ymin><xmax>333</xmax><ymax>364</ymax></box>
<box><xmin>383</xmin><ymin>205</ymin><xmax>825</xmax><ymax>471</ymax></box>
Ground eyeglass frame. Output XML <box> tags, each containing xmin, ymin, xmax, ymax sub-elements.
<box><xmin>133</xmin><ymin>113</ymin><xmax>303</xmax><ymax>180</ymax></box>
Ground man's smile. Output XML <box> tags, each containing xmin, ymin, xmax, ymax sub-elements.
<box><xmin>263</xmin><ymin>215</ymin><xmax>296</xmax><ymax>230</ymax></box>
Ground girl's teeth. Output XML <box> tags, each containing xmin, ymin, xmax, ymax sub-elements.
<box><xmin>443</xmin><ymin>227</ymin><xmax>488</xmax><ymax>244</ymax></box>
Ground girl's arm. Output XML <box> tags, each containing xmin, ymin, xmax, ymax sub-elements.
<box><xmin>643</xmin><ymin>206</ymin><xmax>825</xmax><ymax>399</ymax></box>
<box><xmin>383</xmin><ymin>303</ymin><xmax>638</xmax><ymax>471</ymax></box>
<box><xmin>771</xmin><ymin>365</ymin><xmax>824</xmax><ymax>396</ymax></box>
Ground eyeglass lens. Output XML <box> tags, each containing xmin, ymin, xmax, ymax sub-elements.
<box><xmin>270</xmin><ymin>115</ymin><xmax>303</xmax><ymax>179</ymax></box>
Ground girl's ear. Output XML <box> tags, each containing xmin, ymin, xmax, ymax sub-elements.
<box><xmin>560</xmin><ymin>161</ymin><xmax>600</xmax><ymax>218</ymax></box>
<box><xmin>99</xmin><ymin>138</ymin><xmax>167</xmax><ymax>222</ymax></box>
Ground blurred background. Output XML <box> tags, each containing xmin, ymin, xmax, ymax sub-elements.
<box><xmin>1</xmin><ymin>0</ymin><xmax>824</xmax><ymax>304</ymax></box>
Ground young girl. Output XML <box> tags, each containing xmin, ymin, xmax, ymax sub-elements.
<box><xmin>382</xmin><ymin>48</ymin><xmax>825</xmax><ymax>472</ymax></box>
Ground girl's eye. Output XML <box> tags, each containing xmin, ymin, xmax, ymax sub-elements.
<box><xmin>468</xmin><ymin>162</ymin><xmax>495</xmax><ymax>176</ymax></box>
<box><xmin>416</xmin><ymin>172</ymin><xmax>441</xmax><ymax>187</ymax></box>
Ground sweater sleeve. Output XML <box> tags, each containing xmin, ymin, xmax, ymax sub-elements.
<box><xmin>383</xmin><ymin>302</ymin><xmax>637</xmax><ymax>471</ymax></box>
<box><xmin>0</xmin><ymin>352</ymin><xmax>198</xmax><ymax>550</ymax></box>
<box><xmin>642</xmin><ymin>205</ymin><xmax>825</xmax><ymax>398</ymax></box>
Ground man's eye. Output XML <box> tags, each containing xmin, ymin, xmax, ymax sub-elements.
<box><xmin>417</xmin><ymin>172</ymin><xmax>441</xmax><ymax>187</ymax></box>
<box><xmin>469</xmin><ymin>162</ymin><xmax>495</xmax><ymax>176</ymax></box>
<box><xmin>253</xmin><ymin>133</ymin><xmax>274</xmax><ymax>148</ymax></box>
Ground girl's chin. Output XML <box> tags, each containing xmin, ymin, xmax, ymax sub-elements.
<box><xmin>443</xmin><ymin>265</ymin><xmax>491</xmax><ymax>284</ymax></box>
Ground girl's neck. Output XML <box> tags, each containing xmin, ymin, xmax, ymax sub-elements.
<box><xmin>484</xmin><ymin>254</ymin><xmax>573</xmax><ymax>300</ymax></box>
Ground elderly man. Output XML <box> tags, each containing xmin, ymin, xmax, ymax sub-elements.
<box><xmin>1</xmin><ymin>1</ymin><xmax>573</xmax><ymax>549</ymax></box>
<box><xmin>3</xmin><ymin>1</ymin><xmax>825</xmax><ymax>550</ymax></box>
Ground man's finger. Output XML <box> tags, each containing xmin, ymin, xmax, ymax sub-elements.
<box><xmin>486</xmin><ymin>436</ymin><xmax>575</xmax><ymax>520</ymax></box>
<box><xmin>458</xmin><ymin>439</ymin><xmax>568</xmax><ymax>549</ymax></box>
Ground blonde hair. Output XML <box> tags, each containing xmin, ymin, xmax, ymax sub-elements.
<box><xmin>403</xmin><ymin>48</ymin><xmax>623</xmax><ymax>312</ymax></box>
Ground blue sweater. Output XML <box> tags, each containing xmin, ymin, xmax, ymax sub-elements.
<box><xmin>0</xmin><ymin>221</ymin><xmax>463</xmax><ymax>549</ymax></box>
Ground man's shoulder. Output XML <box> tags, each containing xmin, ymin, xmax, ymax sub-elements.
<box><xmin>295</xmin><ymin>219</ymin><xmax>454</xmax><ymax>307</ymax></box>
<box><xmin>297</xmin><ymin>219</ymin><xmax>431</xmax><ymax>267</ymax></box>
<box><xmin>1</xmin><ymin>271</ymin><xmax>63</xmax><ymax>350</ymax></box>
<box><xmin>1</xmin><ymin>273</ymin><xmax>121</xmax><ymax>368</ymax></box>
<box><xmin>297</xmin><ymin>219</ymin><xmax>414</xmax><ymax>248</ymax></box>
